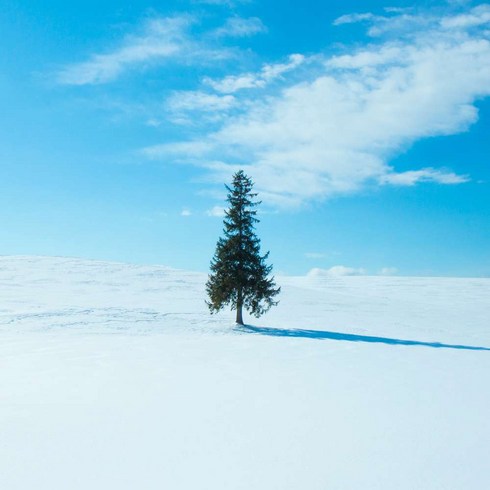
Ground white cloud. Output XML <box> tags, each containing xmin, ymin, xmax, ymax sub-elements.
<box><xmin>368</xmin><ymin>14</ymin><xmax>431</xmax><ymax>37</ymax></box>
<box><xmin>384</xmin><ymin>7</ymin><xmax>413</xmax><ymax>14</ymax></box>
<box><xmin>334</xmin><ymin>9</ymin><xmax>435</xmax><ymax>38</ymax></box>
<box><xmin>307</xmin><ymin>266</ymin><xmax>398</xmax><ymax>277</ymax></box>
<box><xmin>206</xmin><ymin>206</ymin><xmax>226</xmax><ymax>217</ymax></box>
<box><xmin>148</xmin><ymin>6</ymin><xmax>490</xmax><ymax>206</ymax></box>
<box><xmin>261</xmin><ymin>54</ymin><xmax>306</xmax><ymax>80</ymax></box>
<box><xmin>204</xmin><ymin>54</ymin><xmax>306</xmax><ymax>93</ymax></box>
<box><xmin>205</xmin><ymin>73</ymin><xmax>259</xmax><ymax>93</ymax></box>
<box><xmin>57</xmin><ymin>15</ymin><xmax>233</xmax><ymax>85</ymax></box>
<box><xmin>307</xmin><ymin>266</ymin><xmax>367</xmax><ymax>277</ymax></box>
<box><xmin>181</xmin><ymin>208</ymin><xmax>192</xmax><ymax>217</ymax></box>
<box><xmin>379</xmin><ymin>267</ymin><xmax>398</xmax><ymax>276</ymax></box>
<box><xmin>441</xmin><ymin>4</ymin><xmax>490</xmax><ymax>29</ymax></box>
<box><xmin>167</xmin><ymin>91</ymin><xmax>236</xmax><ymax>113</ymax></box>
<box><xmin>333</xmin><ymin>13</ymin><xmax>378</xmax><ymax>26</ymax></box>
<box><xmin>214</xmin><ymin>16</ymin><xmax>267</xmax><ymax>37</ymax></box>
<box><xmin>327</xmin><ymin>45</ymin><xmax>404</xmax><ymax>69</ymax></box>
<box><xmin>57</xmin><ymin>16</ymin><xmax>191</xmax><ymax>85</ymax></box>
<box><xmin>57</xmin><ymin>14</ymin><xmax>266</xmax><ymax>86</ymax></box>
<box><xmin>380</xmin><ymin>168</ymin><xmax>470</xmax><ymax>186</ymax></box>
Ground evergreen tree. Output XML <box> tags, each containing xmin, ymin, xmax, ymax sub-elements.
<box><xmin>206</xmin><ymin>170</ymin><xmax>280</xmax><ymax>325</ymax></box>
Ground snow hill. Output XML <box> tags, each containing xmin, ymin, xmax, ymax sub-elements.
<box><xmin>1</xmin><ymin>256</ymin><xmax>489</xmax><ymax>489</ymax></box>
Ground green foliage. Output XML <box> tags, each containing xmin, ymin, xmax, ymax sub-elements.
<box><xmin>206</xmin><ymin>170</ymin><xmax>280</xmax><ymax>322</ymax></box>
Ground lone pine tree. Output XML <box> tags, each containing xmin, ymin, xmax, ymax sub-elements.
<box><xmin>206</xmin><ymin>170</ymin><xmax>280</xmax><ymax>325</ymax></box>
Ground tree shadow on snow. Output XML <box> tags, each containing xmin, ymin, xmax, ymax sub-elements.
<box><xmin>238</xmin><ymin>324</ymin><xmax>490</xmax><ymax>351</ymax></box>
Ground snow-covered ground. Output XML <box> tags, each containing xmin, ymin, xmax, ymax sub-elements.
<box><xmin>1</xmin><ymin>256</ymin><xmax>489</xmax><ymax>489</ymax></box>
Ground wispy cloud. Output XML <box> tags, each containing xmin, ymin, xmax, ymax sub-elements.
<box><xmin>57</xmin><ymin>13</ymin><xmax>260</xmax><ymax>85</ymax></box>
<box><xmin>204</xmin><ymin>54</ymin><xmax>305</xmax><ymax>93</ymax></box>
<box><xmin>214</xmin><ymin>16</ymin><xmax>267</xmax><ymax>37</ymax></box>
<box><xmin>380</xmin><ymin>168</ymin><xmax>470</xmax><ymax>186</ymax></box>
<box><xmin>441</xmin><ymin>4</ymin><xmax>490</xmax><ymax>29</ymax></box>
<box><xmin>379</xmin><ymin>267</ymin><xmax>398</xmax><ymax>276</ymax></box>
<box><xmin>144</xmin><ymin>4</ymin><xmax>489</xmax><ymax>206</ymax></box>
<box><xmin>167</xmin><ymin>91</ymin><xmax>236</xmax><ymax>111</ymax></box>
<box><xmin>307</xmin><ymin>266</ymin><xmax>367</xmax><ymax>277</ymax></box>
<box><xmin>206</xmin><ymin>205</ymin><xmax>226</xmax><ymax>217</ymax></box>
<box><xmin>333</xmin><ymin>9</ymin><xmax>436</xmax><ymax>38</ymax></box>
<box><xmin>57</xmin><ymin>16</ymin><xmax>193</xmax><ymax>85</ymax></box>
<box><xmin>333</xmin><ymin>13</ymin><xmax>378</xmax><ymax>26</ymax></box>
<box><xmin>166</xmin><ymin>91</ymin><xmax>236</xmax><ymax>123</ymax></box>
<box><xmin>307</xmin><ymin>265</ymin><xmax>399</xmax><ymax>277</ymax></box>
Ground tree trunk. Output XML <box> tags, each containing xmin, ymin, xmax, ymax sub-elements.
<box><xmin>236</xmin><ymin>288</ymin><xmax>244</xmax><ymax>325</ymax></box>
<box><xmin>236</xmin><ymin>304</ymin><xmax>243</xmax><ymax>325</ymax></box>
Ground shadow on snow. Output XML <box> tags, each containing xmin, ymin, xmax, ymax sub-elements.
<box><xmin>238</xmin><ymin>324</ymin><xmax>490</xmax><ymax>351</ymax></box>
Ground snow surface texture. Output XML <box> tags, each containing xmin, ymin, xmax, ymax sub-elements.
<box><xmin>1</xmin><ymin>256</ymin><xmax>489</xmax><ymax>490</ymax></box>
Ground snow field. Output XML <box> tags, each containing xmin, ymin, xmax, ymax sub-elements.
<box><xmin>1</xmin><ymin>256</ymin><xmax>489</xmax><ymax>489</ymax></box>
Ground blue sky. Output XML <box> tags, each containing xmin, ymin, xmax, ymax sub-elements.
<box><xmin>1</xmin><ymin>0</ymin><xmax>490</xmax><ymax>276</ymax></box>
